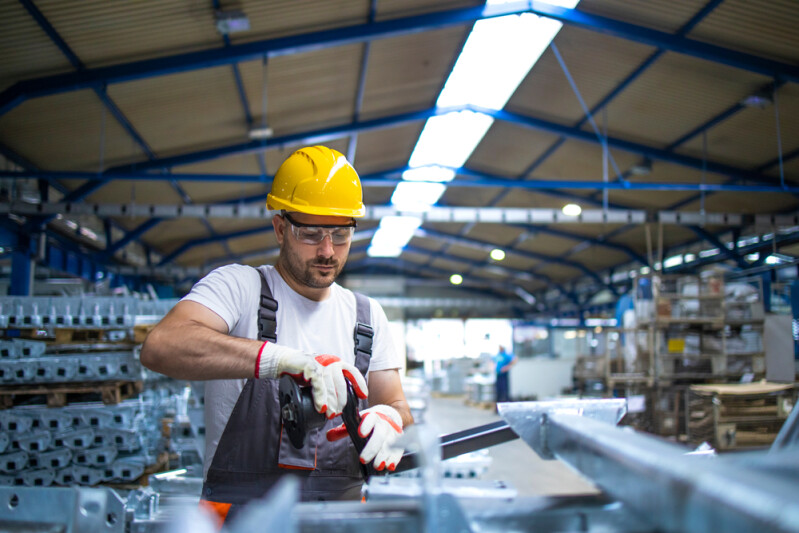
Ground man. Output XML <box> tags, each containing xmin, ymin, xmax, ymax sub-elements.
<box><xmin>494</xmin><ymin>345</ymin><xmax>516</xmax><ymax>404</ymax></box>
<box><xmin>140</xmin><ymin>145</ymin><xmax>412</xmax><ymax>522</ymax></box>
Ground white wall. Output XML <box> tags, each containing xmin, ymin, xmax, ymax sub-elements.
<box><xmin>509</xmin><ymin>357</ymin><xmax>574</xmax><ymax>400</ymax></box>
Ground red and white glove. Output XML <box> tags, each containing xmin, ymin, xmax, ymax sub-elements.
<box><xmin>327</xmin><ymin>404</ymin><xmax>404</xmax><ymax>472</ymax></box>
<box><xmin>255</xmin><ymin>342</ymin><xmax>368</xmax><ymax>417</ymax></box>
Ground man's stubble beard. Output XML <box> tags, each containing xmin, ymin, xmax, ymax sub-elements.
<box><xmin>280</xmin><ymin>238</ymin><xmax>346</xmax><ymax>289</ymax></box>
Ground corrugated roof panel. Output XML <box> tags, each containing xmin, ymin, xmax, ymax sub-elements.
<box><xmin>360</xmin><ymin>26</ymin><xmax>469</xmax><ymax>119</ymax></box>
<box><xmin>499</xmin><ymin>254</ymin><xmax>539</xmax><ymax>272</ymax></box>
<box><xmin>35</xmin><ymin>0</ymin><xmax>219</xmax><ymax>68</ymax></box>
<box><xmin>676</xmin><ymin>86</ymin><xmax>799</xmax><ymax>169</ymax></box>
<box><xmin>143</xmin><ymin>218</ymin><xmax>213</xmax><ymax>252</ymax></box>
<box><xmin>430</xmin><ymin>257</ymin><xmax>472</xmax><ymax>272</ymax></box>
<box><xmin>445</xmin><ymin>243</ymin><xmax>488</xmax><ymax>262</ymax></box>
<box><xmin>688</xmin><ymin>0</ymin><xmax>799</xmax><ymax>63</ymax></box>
<box><xmin>0</xmin><ymin>1</ymin><xmax>73</xmax><ymax>92</ymax></box>
<box><xmin>227</xmin><ymin>232</ymin><xmax>279</xmax><ymax>255</ymax></box>
<box><xmin>178</xmin><ymin>243</ymin><xmax>228</xmax><ymax>267</ymax></box>
<box><xmin>233</xmin><ymin>0</ymin><xmax>368</xmax><ymax>42</ymax></box>
<box><xmin>179</xmin><ymin>152</ymin><xmax>266</xmax><ymax>177</ymax></box>
<box><xmin>535</xmin><ymin>263</ymin><xmax>581</xmax><ymax>281</ymax></box>
<box><xmin>577</xmin><ymin>0</ymin><xmax>709</xmax><ymax>33</ymax></box>
<box><xmin>407</xmin><ymin>235</ymin><xmax>445</xmax><ymax>252</ymax></box>
<box><xmin>508</xmin><ymin>26</ymin><xmax>656</xmax><ymax>124</ymax></box>
<box><xmin>352</xmin><ymin>122</ymin><xmax>423</xmax><ymax>174</ymax></box>
<box><xmin>442</xmin><ymin>186</ymin><xmax>502</xmax><ymax>208</ymax></box>
<box><xmin>107</xmin><ymin>66</ymin><xmax>248</xmax><ymax>161</ymax></box>
<box><xmin>465</xmin><ymin>224</ymin><xmax>525</xmax><ymax>247</ymax></box>
<box><xmin>570</xmin><ymin>248</ymin><xmax>628</xmax><ymax>271</ymax></box>
<box><xmin>492</xmin><ymin>189</ymin><xmax>575</xmax><ymax>210</ymax></box>
<box><xmin>0</xmin><ymin>89</ymin><xmax>148</xmax><ymax>171</ymax></box>
<box><xmin>516</xmin><ymin>233</ymin><xmax>576</xmax><ymax>257</ymax></box>
<box><xmin>532</xmin><ymin>139</ymin><xmax>640</xmax><ymax>181</ymax></box>
<box><xmin>604</xmin><ymin>52</ymin><xmax>769</xmax><ymax>149</ymax></box>
<box><xmin>86</xmin><ymin>180</ymin><xmax>183</xmax><ymax>205</ymax></box>
<box><xmin>377</xmin><ymin>0</ymin><xmax>481</xmax><ymax>21</ymax></box>
<box><xmin>469</xmin><ymin>121</ymin><xmax>562</xmax><ymax>178</ymax></box>
<box><xmin>238</xmin><ymin>46</ymin><xmax>361</xmax><ymax>136</ymax></box>
<box><xmin>696</xmin><ymin>191</ymin><xmax>799</xmax><ymax>215</ymax></box>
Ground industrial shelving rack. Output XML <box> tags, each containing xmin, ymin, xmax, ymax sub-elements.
<box><xmin>604</xmin><ymin>271</ymin><xmax>772</xmax><ymax>442</ymax></box>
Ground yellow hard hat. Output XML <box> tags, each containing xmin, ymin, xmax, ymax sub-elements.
<box><xmin>267</xmin><ymin>146</ymin><xmax>365</xmax><ymax>218</ymax></box>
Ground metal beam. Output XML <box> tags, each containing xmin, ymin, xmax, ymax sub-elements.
<box><xmin>688</xmin><ymin>225</ymin><xmax>748</xmax><ymax>268</ymax></box>
<box><xmin>4</xmin><ymin>1</ymin><xmax>799</xmax><ymax>116</ymax></box>
<box><xmin>7</xmin><ymin>167</ymin><xmax>799</xmax><ymax>194</ymax></box>
<box><xmin>532</xmin><ymin>412</ymin><xmax>799</xmax><ymax>533</ymax></box>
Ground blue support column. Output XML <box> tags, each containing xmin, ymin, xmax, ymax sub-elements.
<box><xmin>10</xmin><ymin>248</ymin><xmax>33</xmax><ymax>296</ymax></box>
<box><xmin>791</xmin><ymin>280</ymin><xmax>799</xmax><ymax>361</ymax></box>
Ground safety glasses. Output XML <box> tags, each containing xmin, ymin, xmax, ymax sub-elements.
<box><xmin>283</xmin><ymin>212</ymin><xmax>356</xmax><ymax>245</ymax></box>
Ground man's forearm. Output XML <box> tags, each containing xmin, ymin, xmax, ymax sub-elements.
<box><xmin>141</xmin><ymin>321</ymin><xmax>261</xmax><ymax>380</ymax></box>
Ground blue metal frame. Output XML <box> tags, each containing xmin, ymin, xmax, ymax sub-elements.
<box><xmin>7</xmin><ymin>166</ymin><xmax>799</xmax><ymax>193</ymax></box>
<box><xmin>4</xmin><ymin>1</ymin><xmax>799</xmax><ymax>116</ymax></box>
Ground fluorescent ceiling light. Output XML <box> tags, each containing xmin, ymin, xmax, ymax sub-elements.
<box><xmin>374</xmin><ymin>0</ymin><xmax>579</xmax><ymax>256</ymax></box>
<box><xmin>450</xmin><ymin>274</ymin><xmax>464</xmax><ymax>285</ymax></box>
<box><xmin>438</xmin><ymin>0</ymin><xmax>578</xmax><ymax>110</ymax></box>
<box><xmin>391</xmin><ymin>182</ymin><xmax>447</xmax><ymax>211</ymax></box>
<box><xmin>402</xmin><ymin>166</ymin><xmax>455</xmax><ymax>182</ymax></box>
<box><xmin>408</xmin><ymin>110</ymin><xmax>494</xmax><ymax>168</ymax></box>
<box><xmin>367</xmin><ymin>216</ymin><xmax>421</xmax><ymax>258</ymax></box>
<box><xmin>562</xmin><ymin>203</ymin><xmax>582</xmax><ymax>216</ymax></box>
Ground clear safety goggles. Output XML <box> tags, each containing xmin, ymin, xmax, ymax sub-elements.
<box><xmin>283</xmin><ymin>212</ymin><xmax>356</xmax><ymax>245</ymax></box>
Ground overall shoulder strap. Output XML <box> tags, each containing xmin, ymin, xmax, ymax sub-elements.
<box><xmin>352</xmin><ymin>292</ymin><xmax>373</xmax><ymax>376</ymax></box>
<box><xmin>257</xmin><ymin>269</ymin><xmax>278</xmax><ymax>343</ymax></box>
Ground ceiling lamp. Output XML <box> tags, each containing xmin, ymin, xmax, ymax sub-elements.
<box><xmin>490</xmin><ymin>248</ymin><xmax>506</xmax><ymax>261</ymax></box>
<box><xmin>248</xmin><ymin>127</ymin><xmax>273</xmax><ymax>140</ymax></box>
<box><xmin>562</xmin><ymin>203</ymin><xmax>582</xmax><ymax>216</ymax></box>
<box><xmin>215</xmin><ymin>11</ymin><xmax>250</xmax><ymax>35</ymax></box>
<box><xmin>450</xmin><ymin>274</ymin><xmax>464</xmax><ymax>285</ymax></box>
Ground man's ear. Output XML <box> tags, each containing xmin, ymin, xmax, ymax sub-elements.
<box><xmin>272</xmin><ymin>214</ymin><xmax>285</xmax><ymax>245</ymax></box>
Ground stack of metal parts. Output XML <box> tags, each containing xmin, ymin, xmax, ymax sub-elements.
<box><xmin>0</xmin><ymin>339</ymin><xmax>144</xmax><ymax>384</ymax></box>
<box><xmin>0</xmin><ymin>295</ymin><xmax>178</xmax><ymax>331</ymax></box>
<box><xmin>0</xmin><ymin>392</ymin><xmax>174</xmax><ymax>487</ymax></box>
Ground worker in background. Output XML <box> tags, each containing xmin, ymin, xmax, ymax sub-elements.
<box><xmin>140</xmin><ymin>146</ymin><xmax>412</xmax><ymax>525</ymax></box>
<box><xmin>494</xmin><ymin>345</ymin><xmax>517</xmax><ymax>404</ymax></box>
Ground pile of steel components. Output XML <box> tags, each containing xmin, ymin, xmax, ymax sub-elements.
<box><xmin>0</xmin><ymin>397</ymin><xmax>796</xmax><ymax>532</ymax></box>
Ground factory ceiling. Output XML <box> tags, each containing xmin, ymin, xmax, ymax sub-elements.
<box><xmin>1</xmin><ymin>0</ymin><xmax>798</xmax><ymax>318</ymax></box>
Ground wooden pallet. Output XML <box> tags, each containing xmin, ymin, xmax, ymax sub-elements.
<box><xmin>4</xmin><ymin>327</ymin><xmax>130</xmax><ymax>344</ymax></box>
<box><xmin>0</xmin><ymin>380</ymin><xmax>143</xmax><ymax>408</ymax></box>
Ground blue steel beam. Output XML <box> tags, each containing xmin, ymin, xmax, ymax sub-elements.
<box><xmin>4</xmin><ymin>1</ymin><xmax>799</xmax><ymax>116</ymax></box>
<box><xmin>528</xmin><ymin>226</ymin><xmax>648</xmax><ymax>265</ymax></box>
<box><xmin>688</xmin><ymin>225</ymin><xmax>748</xmax><ymax>269</ymax></box>
<box><xmin>95</xmin><ymin>105</ymin><xmax>791</xmax><ymax>187</ymax></box>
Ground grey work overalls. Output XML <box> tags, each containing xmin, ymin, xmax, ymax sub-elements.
<box><xmin>201</xmin><ymin>270</ymin><xmax>374</xmax><ymax>509</ymax></box>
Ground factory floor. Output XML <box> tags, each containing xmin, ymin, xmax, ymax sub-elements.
<box><xmin>423</xmin><ymin>394</ymin><xmax>598</xmax><ymax>497</ymax></box>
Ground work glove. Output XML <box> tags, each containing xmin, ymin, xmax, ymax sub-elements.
<box><xmin>326</xmin><ymin>404</ymin><xmax>404</xmax><ymax>472</ymax></box>
<box><xmin>255</xmin><ymin>342</ymin><xmax>368</xmax><ymax>417</ymax></box>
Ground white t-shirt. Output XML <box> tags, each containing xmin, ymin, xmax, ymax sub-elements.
<box><xmin>181</xmin><ymin>264</ymin><xmax>400</xmax><ymax>477</ymax></box>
